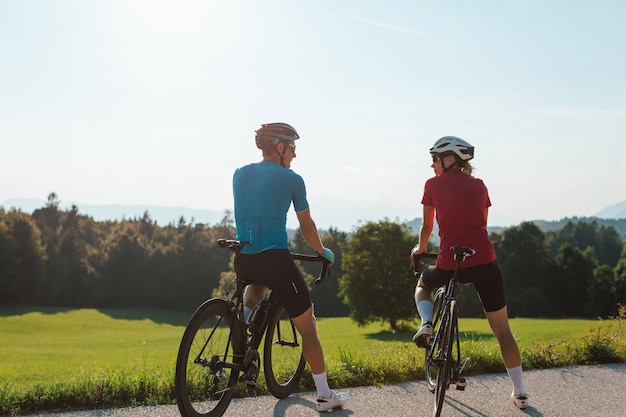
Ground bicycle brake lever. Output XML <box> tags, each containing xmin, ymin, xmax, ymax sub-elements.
<box><xmin>314</xmin><ymin>259</ymin><xmax>331</xmax><ymax>285</ymax></box>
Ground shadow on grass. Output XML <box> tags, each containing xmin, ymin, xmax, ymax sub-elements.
<box><xmin>99</xmin><ymin>308</ymin><xmax>192</xmax><ymax>326</ymax></box>
<box><xmin>0</xmin><ymin>306</ymin><xmax>192</xmax><ymax>327</ymax></box>
<box><xmin>0</xmin><ymin>306</ymin><xmax>68</xmax><ymax>317</ymax></box>
<box><xmin>364</xmin><ymin>329</ymin><xmax>494</xmax><ymax>342</ymax></box>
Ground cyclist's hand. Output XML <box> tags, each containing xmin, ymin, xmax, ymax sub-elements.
<box><xmin>319</xmin><ymin>247</ymin><xmax>335</xmax><ymax>265</ymax></box>
<box><xmin>410</xmin><ymin>245</ymin><xmax>424</xmax><ymax>263</ymax></box>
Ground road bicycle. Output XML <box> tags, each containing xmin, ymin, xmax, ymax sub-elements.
<box><xmin>413</xmin><ymin>245</ymin><xmax>475</xmax><ymax>417</ymax></box>
<box><xmin>174</xmin><ymin>238</ymin><xmax>330</xmax><ymax>417</ymax></box>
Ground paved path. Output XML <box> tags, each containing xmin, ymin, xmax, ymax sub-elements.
<box><xmin>24</xmin><ymin>363</ymin><xmax>626</xmax><ymax>417</ymax></box>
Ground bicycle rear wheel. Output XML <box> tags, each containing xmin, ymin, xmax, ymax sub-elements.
<box><xmin>425</xmin><ymin>287</ymin><xmax>445</xmax><ymax>392</ymax></box>
<box><xmin>175</xmin><ymin>298</ymin><xmax>243</xmax><ymax>417</ymax></box>
<box><xmin>263</xmin><ymin>304</ymin><xmax>306</xmax><ymax>398</ymax></box>
<box><xmin>433</xmin><ymin>300</ymin><xmax>456</xmax><ymax>417</ymax></box>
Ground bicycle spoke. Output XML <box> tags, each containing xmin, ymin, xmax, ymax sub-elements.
<box><xmin>175</xmin><ymin>299</ymin><xmax>242</xmax><ymax>417</ymax></box>
<box><xmin>264</xmin><ymin>304</ymin><xmax>306</xmax><ymax>399</ymax></box>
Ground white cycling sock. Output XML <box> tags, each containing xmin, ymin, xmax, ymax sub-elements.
<box><xmin>243</xmin><ymin>306</ymin><xmax>252</xmax><ymax>324</ymax></box>
<box><xmin>506</xmin><ymin>366</ymin><xmax>526</xmax><ymax>396</ymax></box>
<box><xmin>313</xmin><ymin>371</ymin><xmax>331</xmax><ymax>399</ymax></box>
<box><xmin>417</xmin><ymin>300</ymin><xmax>434</xmax><ymax>324</ymax></box>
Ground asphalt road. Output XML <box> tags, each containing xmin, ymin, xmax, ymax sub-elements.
<box><xmin>23</xmin><ymin>363</ymin><xmax>626</xmax><ymax>417</ymax></box>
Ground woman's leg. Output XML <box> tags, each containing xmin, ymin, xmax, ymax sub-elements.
<box><xmin>486</xmin><ymin>305</ymin><xmax>528</xmax><ymax>404</ymax></box>
<box><xmin>485</xmin><ymin>305</ymin><xmax>521</xmax><ymax>368</ymax></box>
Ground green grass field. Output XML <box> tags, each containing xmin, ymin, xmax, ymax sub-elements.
<box><xmin>0</xmin><ymin>307</ymin><xmax>624</xmax><ymax>415</ymax></box>
<box><xmin>0</xmin><ymin>308</ymin><xmax>190</xmax><ymax>388</ymax></box>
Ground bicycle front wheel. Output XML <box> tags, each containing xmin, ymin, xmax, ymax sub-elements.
<box><xmin>263</xmin><ymin>304</ymin><xmax>306</xmax><ymax>399</ymax></box>
<box><xmin>433</xmin><ymin>300</ymin><xmax>456</xmax><ymax>417</ymax></box>
<box><xmin>425</xmin><ymin>287</ymin><xmax>445</xmax><ymax>392</ymax></box>
<box><xmin>175</xmin><ymin>298</ymin><xmax>243</xmax><ymax>417</ymax></box>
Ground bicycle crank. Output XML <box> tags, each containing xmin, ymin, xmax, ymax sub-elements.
<box><xmin>459</xmin><ymin>357</ymin><xmax>470</xmax><ymax>374</ymax></box>
<box><xmin>240</xmin><ymin>349</ymin><xmax>260</xmax><ymax>386</ymax></box>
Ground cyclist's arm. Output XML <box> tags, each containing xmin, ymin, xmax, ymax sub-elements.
<box><xmin>296</xmin><ymin>208</ymin><xmax>325</xmax><ymax>255</ymax></box>
<box><xmin>485</xmin><ymin>207</ymin><xmax>489</xmax><ymax>225</ymax></box>
<box><xmin>411</xmin><ymin>204</ymin><xmax>435</xmax><ymax>260</ymax></box>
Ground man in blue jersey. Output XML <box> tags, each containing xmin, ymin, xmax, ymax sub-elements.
<box><xmin>233</xmin><ymin>122</ymin><xmax>348</xmax><ymax>412</ymax></box>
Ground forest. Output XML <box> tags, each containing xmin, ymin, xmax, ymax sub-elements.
<box><xmin>1</xmin><ymin>193</ymin><xmax>625</xmax><ymax>321</ymax></box>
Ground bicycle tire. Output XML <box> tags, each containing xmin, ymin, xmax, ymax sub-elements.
<box><xmin>433</xmin><ymin>299</ymin><xmax>456</xmax><ymax>417</ymax></box>
<box><xmin>263</xmin><ymin>303</ymin><xmax>306</xmax><ymax>399</ymax></box>
<box><xmin>175</xmin><ymin>298</ymin><xmax>244</xmax><ymax>417</ymax></box>
<box><xmin>425</xmin><ymin>287</ymin><xmax>445</xmax><ymax>392</ymax></box>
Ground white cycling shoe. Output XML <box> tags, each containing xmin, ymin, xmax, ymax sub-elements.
<box><xmin>512</xmin><ymin>393</ymin><xmax>530</xmax><ymax>409</ymax></box>
<box><xmin>316</xmin><ymin>390</ymin><xmax>348</xmax><ymax>412</ymax></box>
<box><xmin>412</xmin><ymin>322</ymin><xmax>433</xmax><ymax>348</ymax></box>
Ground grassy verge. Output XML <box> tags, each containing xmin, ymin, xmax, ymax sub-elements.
<box><xmin>1</xmin><ymin>306</ymin><xmax>624</xmax><ymax>416</ymax></box>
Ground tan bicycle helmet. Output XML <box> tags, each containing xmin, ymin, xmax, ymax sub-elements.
<box><xmin>255</xmin><ymin>122</ymin><xmax>299</xmax><ymax>149</ymax></box>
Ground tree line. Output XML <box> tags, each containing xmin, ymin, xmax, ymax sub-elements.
<box><xmin>1</xmin><ymin>194</ymin><xmax>625</xmax><ymax>325</ymax></box>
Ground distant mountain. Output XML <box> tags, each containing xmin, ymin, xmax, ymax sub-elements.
<box><xmin>595</xmin><ymin>200</ymin><xmax>626</xmax><ymax>219</ymax></box>
<box><xmin>3</xmin><ymin>198</ymin><xmax>625</xmax><ymax>237</ymax></box>
<box><xmin>406</xmin><ymin>216</ymin><xmax>626</xmax><ymax>242</ymax></box>
<box><xmin>1</xmin><ymin>198</ymin><xmax>226</xmax><ymax>226</ymax></box>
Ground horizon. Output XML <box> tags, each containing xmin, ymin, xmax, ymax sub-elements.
<box><xmin>3</xmin><ymin>196</ymin><xmax>625</xmax><ymax>231</ymax></box>
<box><xmin>2</xmin><ymin>1</ymin><xmax>625</xmax><ymax>231</ymax></box>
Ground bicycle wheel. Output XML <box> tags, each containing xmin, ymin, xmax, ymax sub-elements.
<box><xmin>263</xmin><ymin>304</ymin><xmax>306</xmax><ymax>398</ymax></box>
<box><xmin>425</xmin><ymin>287</ymin><xmax>445</xmax><ymax>392</ymax></box>
<box><xmin>433</xmin><ymin>300</ymin><xmax>456</xmax><ymax>417</ymax></box>
<box><xmin>175</xmin><ymin>298</ymin><xmax>243</xmax><ymax>417</ymax></box>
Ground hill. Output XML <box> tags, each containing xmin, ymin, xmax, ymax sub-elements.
<box><xmin>406</xmin><ymin>216</ymin><xmax>626</xmax><ymax>243</ymax></box>
<box><xmin>1</xmin><ymin>198</ymin><xmax>226</xmax><ymax>226</ymax></box>
<box><xmin>595</xmin><ymin>199</ymin><xmax>626</xmax><ymax>219</ymax></box>
<box><xmin>3</xmin><ymin>198</ymin><xmax>626</xmax><ymax>241</ymax></box>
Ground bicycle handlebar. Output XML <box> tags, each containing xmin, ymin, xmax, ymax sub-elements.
<box><xmin>411</xmin><ymin>253</ymin><xmax>437</xmax><ymax>275</ymax></box>
<box><xmin>413</xmin><ymin>253</ymin><xmax>438</xmax><ymax>262</ymax></box>
<box><xmin>216</xmin><ymin>239</ymin><xmax>331</xmax><ymax>285</ymax></box>
<box><xmin>411</xmin><ymin>246</ymin><xmax>476</xmax><ymax>275</ymax></box>
<box><xmin>291</xmin><ymin>253</ymin><xmax>331</xmax><ymax>285</ymax></box>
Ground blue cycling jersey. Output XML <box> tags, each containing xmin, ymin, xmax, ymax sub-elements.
<box><xmin>233</xmin><ymin>160</ymin><xmax>309</xmax><ymax>254</ymax></box>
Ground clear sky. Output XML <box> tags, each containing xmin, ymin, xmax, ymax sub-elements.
<box><xmin>1</xmin><ymin>0</ymin><xmax>625</xmax><ymax>231</ymax></box>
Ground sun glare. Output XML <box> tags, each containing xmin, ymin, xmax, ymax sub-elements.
<box><xmin>109</xmin><ymin>0</ymin><xmax>239</xmax><ymax>41</ymax></box>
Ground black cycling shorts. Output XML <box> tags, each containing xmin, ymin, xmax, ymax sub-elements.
<box><xmin>420</xmin><ymin>261</ymin><xmax>506</xmax><ymax>312</ymax></box>
<box><xmin>239</xmin><ymin>249</ymin><xmax>311</xmax><ymax>318</ymax></box>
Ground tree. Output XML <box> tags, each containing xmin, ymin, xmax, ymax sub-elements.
<box><xmin>547</xmin><ymin>221</ymin><xmax>622</xmax><ymax>267</ymax></box>
<box><xmin>596</xmin><ymin>226</ymin><xmax>623</xmax><ymax>266</ymax></box>
<box><xmin>554</xmin><ymin>244</ymin><xmax>595</xmax><ymax>316</ymax></box>
<box><xmin>491</xmin><ymin>222</ymin><xmax>556</xmax><ymax>316</ymax></box>
<box><xmin>310</xmin><ymin>227</ymin><xmax>350</xmax><ymax>317</ymax></box>
<box><xmin>100</xmin><ymin>226</ymin><xmax>147</xmax><ymax>308</ymax></box>
<box><xmin>1</xmin><ymin>211</ymin><xmax>47</xmax><ymax>304</ymax></box>
<box><xmin>586</xmin><ymin>264</ymin><xmax>616</xmax><ymax>317</ymax></box>
<box><xmin>0</xmin><ymin>210</ymin><xmax>19</xmax><ymax>304</ymax></box>
<box><xmin>55</xmin><ymin>205</ymin><xmax>92</xmax><ymax>307</ymax></box>
<box><xmin>613</xmin><ymin>248</ymin><xmax>626</xmax><ymax>311</ymax></box>
<box><xmin>339</xmin><ymin>220</ymin><xmax>415</xmax><ymax>330</ymax></box>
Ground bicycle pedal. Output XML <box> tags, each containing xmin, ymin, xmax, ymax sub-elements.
<box><xmin>241</xmin><ymin>378</ymin><xmax>257</xmax><ymax>387</ymax></box>
<box><xmin>244</xmin><ymin>383</ymin><xmax>258</xmax><ymax>395</ymax></box>
<box><xmin>455</xmin><ymin>377</ymin><xmax>467</xmax><ymax>390</ymax></box>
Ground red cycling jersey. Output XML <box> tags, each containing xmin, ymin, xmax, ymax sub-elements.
<box><xmin>421</xmin><ymin>168</ymin><xmax>496</xmax><ymax>270</ymax></box>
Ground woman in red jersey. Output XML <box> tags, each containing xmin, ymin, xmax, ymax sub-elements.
<box><xmin>410</xmin><ymin>136</ymin><xmax>529</xmax><ymax>409</ymax></box>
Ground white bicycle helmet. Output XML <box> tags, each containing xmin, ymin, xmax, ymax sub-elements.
<box><xmin>430</xmin><ymin>136</ymin><xmax>474</xmax><ymax>161</ymax></box>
